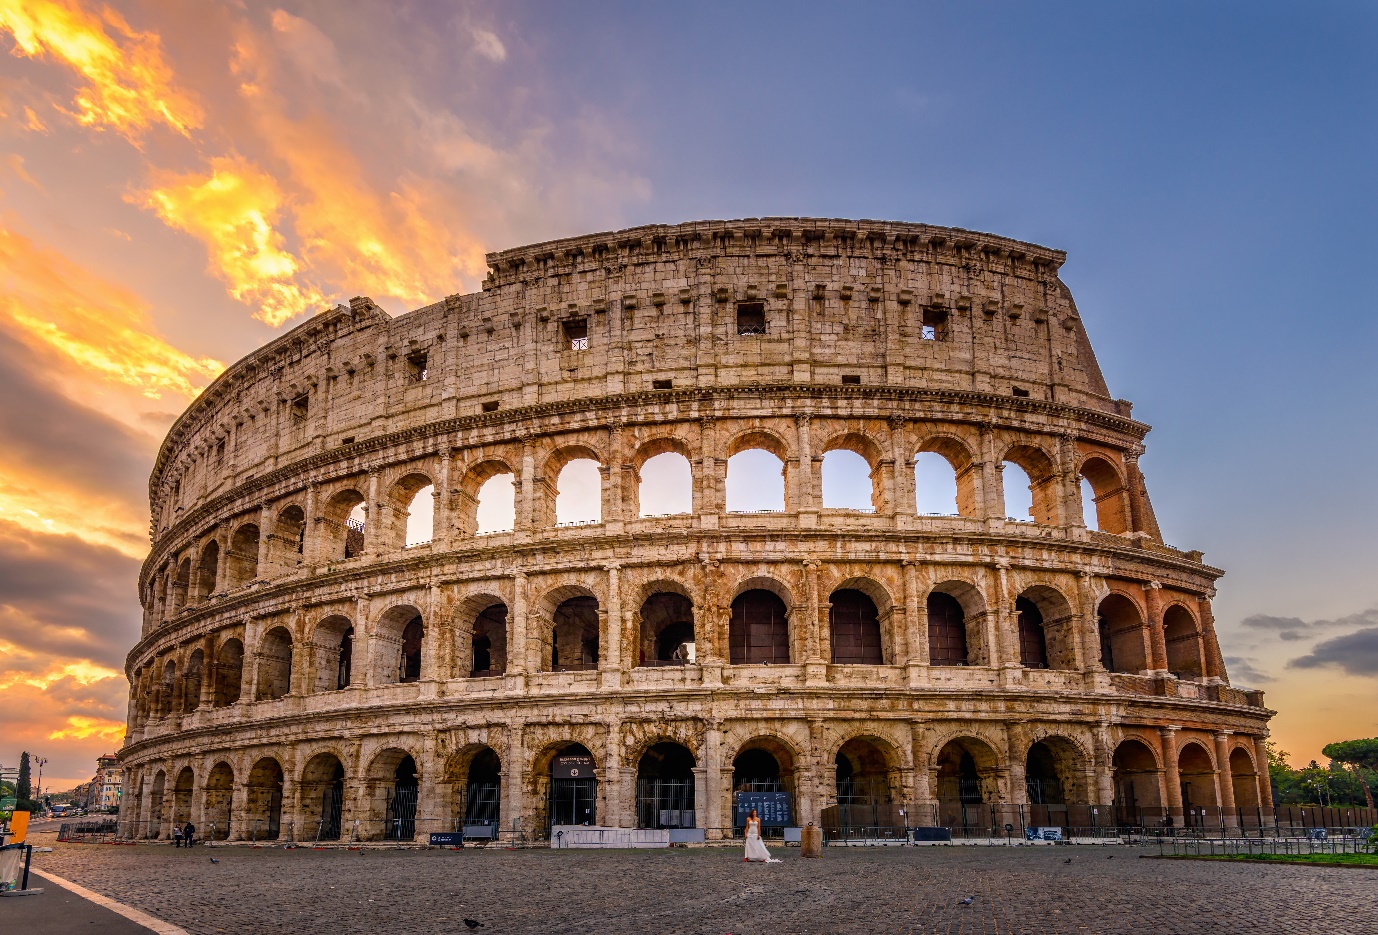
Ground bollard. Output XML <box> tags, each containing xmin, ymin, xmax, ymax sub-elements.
<box><xmin>800</xmin><ymin>823</ymin><xmax>823</xmax><ymax>858</ymax></box>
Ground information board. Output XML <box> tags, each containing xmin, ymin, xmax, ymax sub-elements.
<box><xmin>734</xmin><ymin>792</ymin><xmax>791</xmax><ymax>828</ymax></box>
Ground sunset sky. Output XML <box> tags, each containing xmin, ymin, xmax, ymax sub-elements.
<box><xmin>1</xmin><ymin>0</ymin><xmax>1375</xmax><ymax>790</ymax></box>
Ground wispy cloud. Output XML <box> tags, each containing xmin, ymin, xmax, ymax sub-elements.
<box><xmin>0</xmin><ymin>0</ymin><xmax>202</xmax><ymax>140</ymax></box>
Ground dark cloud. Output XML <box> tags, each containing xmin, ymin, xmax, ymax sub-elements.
<box><xmin>0</xmin><ymin>519</ymin><xmax>142</xmax><ymax>668</ymax></box>
<box><xmin>1238</xmin><ymin>608</ymin><xmax>1378</xmax><ymax>642</ymax></box>
<box><xmin>1223</xmin><ymin>655</ymin><xmax>1273</xmax><ymax>684</ymax></box>
<box><xmin>1288</xmin><ymin>627</ymin><xmax>1378</xmax><ymax>678</ymax></box>
<box><xmin>0</xmin><ymin>324</ymin><xmax>153</xmax><ymax>509</ymax></box>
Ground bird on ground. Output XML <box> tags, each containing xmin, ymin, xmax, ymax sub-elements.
<box><xmin>463</xmin><ymin>920</ymin><xmax>484</xmax><ymax>929</ymax></box>
<box><xmin>958</xmin><ymin>896</ymin><xmax>974</xmax><ymax>906</ymax></box>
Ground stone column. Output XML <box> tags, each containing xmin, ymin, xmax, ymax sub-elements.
<box><xmin>1160</xmin><ymin>726</ymin><xmax>1182</xmax><ymax>820</ymax></box>
<box><xmin>1214</xmin><ymin>731</ymin><xmax>1238</xmax><ymax>828</ymax></box>
<box><xmin>1144</xmin><ymin>581</ymin><xmax>1168</xmax><ymax>675</ymax></box>
<box><xmin>600</xmin><ymin>564</ymin><xmax>622</xmax><ymax>687</ymax></box>
<box><xmin>1251</xmin><ymin>735</ymin><xmax>1275</xmax><ymax>818</ymax></box>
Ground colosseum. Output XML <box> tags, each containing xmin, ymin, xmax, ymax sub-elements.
<box><xmin>119</xmin><ymin>218</ymin><xmax>1274</xmax><ymax>845</ymax></box>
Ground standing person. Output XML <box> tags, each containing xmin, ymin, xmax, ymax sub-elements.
<box><xmin>743</xmin><ymin>808</ymin><xmax>779</xmax><ymax>863</ymax></box>
<box><xmin>183</xmin><ymin>822</ymin><xmax>195</xmax><ymax>848</ymax></box>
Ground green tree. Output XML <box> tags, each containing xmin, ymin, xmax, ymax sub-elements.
<box><xmin>16</xmin><ymin>752</ymin><xmax>31</xmax><ymax>802</ymax></box>
<box><xmin>1321</xmin><ymin>738</ymin><xmax>1378</xmax><ymax>809</ymax></box>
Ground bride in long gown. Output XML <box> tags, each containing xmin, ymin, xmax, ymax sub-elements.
<box><xmin>743</xmin><ymin>809</ymin><xmax>781</xmax><ymax>863</ymax></box>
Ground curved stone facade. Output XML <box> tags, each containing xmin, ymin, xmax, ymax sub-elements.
<box><xmin>120</xmin><ymin>218</ymin><xmax>1272</xmax><ymax>843</ymax></box>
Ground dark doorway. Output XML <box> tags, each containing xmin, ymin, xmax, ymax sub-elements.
<box><xmin>829</xmin><ymin>589</ymin><xmax>883</xmax><ymax>664</ymax></box>
<box><xmin>729</xmin><ymin>590</ymin><xmax>790</xmax><ymax>664</ymax></box>
<box><xmin>636</xmin><ymin>742</ymin><xmax>696</xmax><ymax>829</ymax></box>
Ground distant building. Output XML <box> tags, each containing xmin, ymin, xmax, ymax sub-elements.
<box><xmin>88</xmin><ymin>754</ymin><xmax>122</xmax><ymax>812</ymax></box>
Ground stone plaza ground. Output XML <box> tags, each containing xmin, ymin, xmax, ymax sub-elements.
<box><xmin>15</xmin><ymin>833</ymin><xmax>1376</xmax><ymax>934</ymax></box>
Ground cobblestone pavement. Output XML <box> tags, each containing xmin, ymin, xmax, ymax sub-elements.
<box><xmin>26</xmin><ymin>833</ymin><xmax>1378</xmax><ymax>935</ymax></box>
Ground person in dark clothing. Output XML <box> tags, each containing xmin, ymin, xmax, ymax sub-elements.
<box><xmin>183</xmin><ymin>822</ymin><xmax>195</xmax><ymax>847</ymax></box>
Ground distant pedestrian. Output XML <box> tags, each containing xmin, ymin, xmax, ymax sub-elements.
<box><xmin>173</xmin><ymin>825</ymin><xmax>184</xmax><ymax>848</ymax></box>
<box><xmin>183</xmin><ymin>822</ymin><xmax>196</xmax><ymax>848</ymax></box>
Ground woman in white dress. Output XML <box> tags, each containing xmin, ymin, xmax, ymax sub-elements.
<box><xmin>743</xmin><ymin>809</ymin><xmax>780</xmax><ymax>862</ymax></box>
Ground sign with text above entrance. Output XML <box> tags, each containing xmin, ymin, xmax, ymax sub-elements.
<box><xmin>735</xmin><ymin>792</ymin><xmax>791</xmax><ymax>827</ymax></box>
<box><xmin>552</xmin><ymin>756</ymin><xmax>595</xmax><ymax>780</ymax></box>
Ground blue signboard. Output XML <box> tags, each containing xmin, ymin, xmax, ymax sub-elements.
<box><xmin>734</xmin><ymin>792</ymin><xmax>791</xmax><ymax>828</ymax></box>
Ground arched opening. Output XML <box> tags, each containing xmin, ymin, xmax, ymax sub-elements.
<box><xmin>1016</xmin><ymin>596</ymin><xmax>1049</xmax><ymax>668</ymax></box>
<box><xmin>729</xmin><ymin>589</ymin><xmax>790</xmax><ymax>664</ymax></box>
<box><xmin>172</xmin><ymin>767</ymin><xmax>194</xmax><ymax>829</ymax></box>
<box><xmin>1025</xmin><ymin>742</ymin><xmax>1064</xmax><ymax>804</ymax></box>
<box><xmin>1080</xmin><ymin>456</ymin><xmax>1129</xmax><ymax>534</ymax></box>
<box><xmin>196</xmin><ymin>541</ymin><xmax>219</xmax><ymax>602</ymax></box>
<box><xmin>1178</xmin><ymin>742</ymin><xmax>1219</xmax><ymax>823</ymax></box>
<box><xmin>227</xmin><ymin>524</ymin><xmax>259</xmax><ymax>587</ymax></box>
<box><xmin>310</xmin><ymin>616</ymin><xmax>354</xmax><ymax>692</ymax></box>
<box><xmin>386</xmin><ymin>754</ymin><xmax>420</xmax><ymax>841</ymax></box>
<box><xmin>462</xmin><ymin>748</ymin><xmax>502</xmax><ymax>826</ymax></box>
<box><xmin>244</xmin><ymin>758</ymin><xmax>284</xmax><ymax>840</ymax></box>
<box><xmin>255</xmin><ymin>626</ymin><xmax>293</xmax><ymax>701</ymax></box>
<box><xmin>726</xmin><ymin>448</ymin><xmax>786</xmax><ymax>513</ymax></box>
<box><xmin>158</xmin><ymin>660</ymin><xmax>176</xmax><ymax>718</ymax></box>
<box><xmin>300</xmin><ymin>753</ymin><xmax>345</xmax><ymax>841</ymax></box>
<box><xmin>555</xmin><ymin>459</ymin><xmax>602</xmax><ymax>525</ymax></box>
<box><xmin>1163</xmin><ymin>605</ymin><xmax>1205</xmax><ymax>680</ymax></box>
<box><xmin>1017</xmin><ymin>585</ymin><xmax>1078</xmax><ymax>670</ymax></box>
<box><xmin>638</xmin><ymin>592</ymin><xmax>695</xmax><ymax>666</ymax></box>
<box><xmin>821</xmin><ymin>449</ymin><xmax>875</xmax><ymax>511</ymax></box>
<box><xmin>638</xmin><ymin>451</ymin><xmax>693</xmax><ymax>516</ymax></box>
<box><xmin>203</xmin><ymin>761</ymin><xmax>234</xmax><ymax>840</ymax></box>
<box><xmin>550</xmin><ymin>596</ymin><xmax>599</xmax><ymax>671</ymax></box>
<box><xmin>1111</xmin><ymin>739</ymin><xmax>1163</xmax><ymax>822</ymax></box>
<box><xmin>1098</xmin><ymin>593</ymin><xmax>1148</xmax><ymax>674</ymax></box>
<box><xmin>402</xmin><ymin>483</ymin><xmax>435</xmax><ymax>547</ymax></box>
<box><xmin>834</xmin><ymin>738</ymin><xmax>894</xmax><ymax>829</ymax></box>
<box><xmin>1001</xmin><ymin>461</ymin><xmax>1035</xmax><ymax>521</ymax></box>
<box><xmin>475</xmin><ymin>473</ymin><xmax>516</xmax><ymax>534</ymax></box>
<box><xmin>181</xmin><ymin>649</ymin><xmax>203</xmax><ymax>713</ymax></box>
<box><xmin>149</xmin><ymin>770</ymin><xmax>166</xmax><ymax>838</ymax></box>
<box><xmin>829</xmin><ymin>588</ymin><xmax>883</xmax><ymax>664</ymax></box>
<box><xmin>1002</xmin><ymin>445</ymin><xmax>1058</xmax><ymax>524</ymax></box>
<box><xmin>270</xmin><ymin>505</ymin><xmax>306</xmax><ymax>571</ymax></box>
<box><xmin>1230</xmin><ymin>748</ymin><xmax>1261</xmax><ymax>810</ymax></box>
<box><xmin>732</xmin><ymin>740</ymin><xmax>796</xmax><ymax>835</ymax></box>
<box><xmin>373</xmin><ymin>606</ymin><xmax>424</xmax><ymax>684</ymax></box>
<box><xmin>548</xmin><ymin>743</ymin><xmax>597</xmax><ymax>828</ymax></box>
<box><xmin>322</xmin><ymin>489</ymin><xmax>367</xmax><ymax>560</ymax></box>
<box><xmin>636</xmin><ymin>742</ymin><xmax>696</xmax><ymax>829</ymax></box>
<box><xmin>470</xmin><ymin>603</ymin><xmax>508</xmax><ymax>677</ymax></box>
<box><xmin>914</xmin><ymin>451</ymin><xmax>960</xmax><ymax>515</ymax></box>
<box><xmin>927</xmin><ymin>591</ymin><xmax>969</xmax><ymax>666</ymax></box>
<box><xmin>171</xmin><ymin>558</ymin><xmax>190</xmax><ymax>612</ymax></box>
<box><xmin>213</xmin><ymin>638</ymin><xmax>244</xmax><ymax>707</ymax></box>
<box><xmin>935</xmin><ymin>740</ymin><xmax>989</xmax><ymax>805</ymax></box>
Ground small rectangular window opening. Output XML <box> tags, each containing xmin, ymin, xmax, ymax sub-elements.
<box><xmin>652</xmin><ymin>379</ymin><xmax>673</xmax><ymax>390</ymax></box>
<box><xmin>406</xmin><ymin>351</ymin><xmax>428</xmax><ymax>383</ymax></box>
<box><xmin>1012</xmin><ymin>386</ymin><xmax>1031</xmax><ymax>398</ymax></box>
<box><xmin>562</xmin><ymin>318</ymin><xmax>589</xmax><ymax>351</ymax></box>
<box><xmin>736</xmin><ymin>302</ymin><xmax>766</xmax><ymax>335</ymax></box>
<box><xmin>921</xmin><ymin>307</ymin><xmax>948</xmax><ymax>341</ymax></box>
<box><xmin>290</xmin><ymin>393</ymin><xmax>309</xmax><ymax>424</ymax></box>
<box><xmin>841</xmin><ymin>374</ymin><xmax>861</xmax><ymax>385</ymax></box>
<box><xmin>481</xmin><ymin>400</ymin><xmax>500</xmax><ymax>413</ymax></box>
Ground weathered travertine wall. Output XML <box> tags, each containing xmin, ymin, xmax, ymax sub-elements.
<box><xmin>119</xmin><ymin>219</ymin><xmax>1272</xmax><ymax>843</ymax></box>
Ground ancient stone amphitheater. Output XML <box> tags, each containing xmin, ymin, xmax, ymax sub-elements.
<box><xmin>120</xmin><ymin>218</ymin><xmax>1273</xmax><ymax>845</ymax></box>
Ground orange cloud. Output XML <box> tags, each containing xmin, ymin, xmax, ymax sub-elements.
<box><xmin>0</xmin><ymin>224</ymin><xmax>224</xmax><ymax>401</ymax></box>
<box><xmin>0</xmin><ymin>0</ymin><xmax>201</xmax><ymax>140</ymax></box>
<box><xmin>134</xmin><ymin>155</ymin><xmax>329</xmax><ymax>327</ymax></box>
